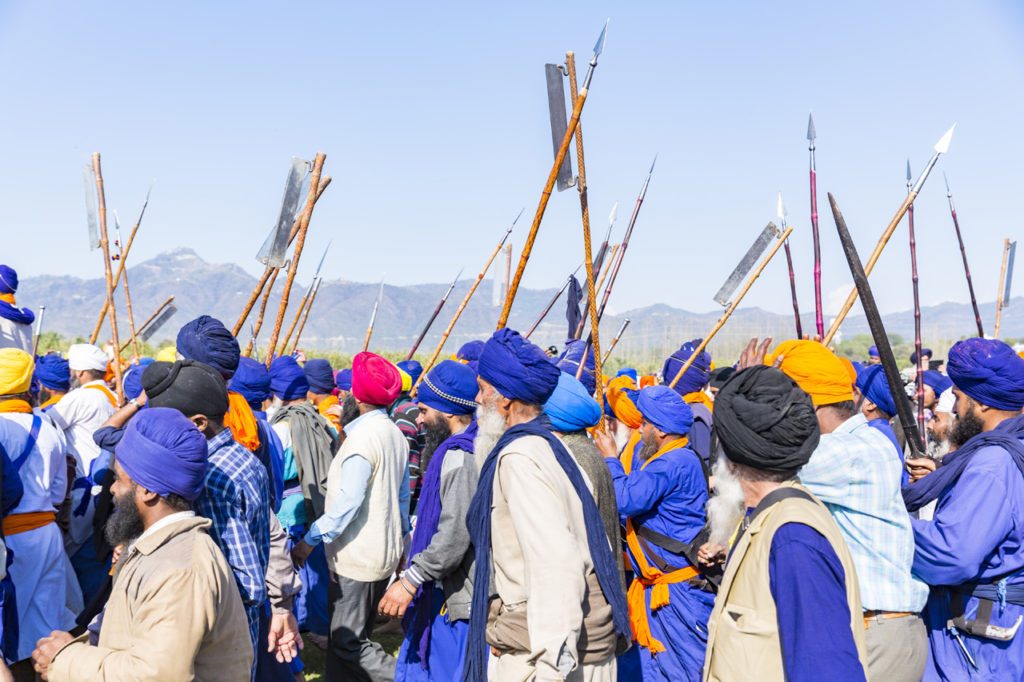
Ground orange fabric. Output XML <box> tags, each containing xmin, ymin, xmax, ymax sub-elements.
<box><xmin>0</xmin><ymin>293</ymin><xmax>14</xmax><ymax>305</ymax></box>
<box><xmin>39</xmin><ymin>395</ymin><xmax>62</xmax><ymax>410</ymax></box>
<box><xmin>624</xmin><ymin>436</ymin><xmax>697</xmax><ymax>653</ymax></box>
<box><xmin>85</xmin><ymin>383</ymin><xmax>119</xmax><ymax>408</ymax></box>
<box><xmin>766</xmin><ymin>339</ymin><xmax>854</xmax><ymax>407</ymax></box>
<box><xmin>225</xmin><ymin>391</ymin><xmax>261</xmax><ymax>452</ymax></box>
<box><xmin>0</xmin><ymin>399</ymin><xmax>32</xmax><ymax>414</ymax></box>
<box><xmin>682</xmin><ymin>390</ymin><xmax>714</xmax><ymax>413</ymax></box>
<box><xmin>318</xmin><ymin>394</ymin><xmax>342</xmax><ymax>432</ymax></box>
<box><xmin>639</xmin><ymin>375</ymin><xmax>658</xmax><ymax>389</ymax></box>
<box><xmin>3</xmin><ymin>511</ymin><xmax>55</xmax><ymax>536</ymax></box>
<box><xmin>620</xmin><ymin>430</ymin><xmax>642</xmax><ymax>475</ymax></box>
<box><xmin>606</xmin><ymin>375</ymin><xmax>642</xmax><ymax>429</ymax></box>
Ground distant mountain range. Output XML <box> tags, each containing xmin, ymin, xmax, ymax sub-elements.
<box><xmin>18</xmin><ymin>248</ymin><xmax>1022</xmax><ymax>364</ymax></box>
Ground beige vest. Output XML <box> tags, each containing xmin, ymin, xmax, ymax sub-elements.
<box><xmin>703</xmin><ymin>482</ymin><xmax>868</xmax><ymax>682</ymax></box>
<box><xmin>324</xmin><ymin>410</ymin><xmax>408</xmax><ymax>582</ymax></box>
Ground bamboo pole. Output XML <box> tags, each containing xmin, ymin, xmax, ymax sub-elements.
<box><xmin>264</xmin><ymin>153</ymin><xmax>326</xmax><ymax>367</ymax></box>
<box><xmin>995</xmin><ymin>238</ymin><xmax>1011</xmax><ymax>338</ymax></box>
<box><xmin>594</xmin><ymin>243</ymin><xmax>619</xmax><ymax>303</ymax></box>
<box><xmin>291</xmin><ymin>278</ymin><xmax>321</xmax><ymax>354</ymax></box>
<box><xmin>278</xmin><ymin>282</ymin><xmax>314</xmax><ymax>357</ymax></box>
<box><xmin>243</xmin><ymin>266</ymin><xmax>281</xmax><ymax>357</ymax></box>
<box><xmin>669</xmin><ymin>227</ymin><xmax>794</xmax><ymax>389</ymax></box>
<box><xmin>92</xmin><ymin>153</ymin><xmax>124</xmax><ymax>403</ymax></box>
<box><xmin>602</xmin><ymin>318</ymin><xmax>630</xmax><ymax>365</ymax></box>
<box><xmin>119</xmin><ymin>296</ymin><xmax>174</xmax><ymax>353</ymax></box>
<box><xmin>116</xmin><ymin>222</ymin><xmax>142</xmax><ymax>360</ymax></box>
<box><xmin>89</xmin><ymin>214</ymin><xmax>142</xmax><ymax>343</ymax></box>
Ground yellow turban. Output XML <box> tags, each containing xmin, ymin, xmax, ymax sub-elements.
<box><xmin>398</xmin><ymin>368</ymin><xmax>412</xmax><ymax>393</ymax></box>
<box><xmin>838</xmin><ymin>357</ymin><xmax>857</xmax><ymax>384</ymax></box>
<box><xmin>0</xmin><ymin>348</ymin><xmax>34</xmax><ymax>395</ymax></box>
<box><xmin>606</xmin><ymin>375</ymin><xmax>642</xmax><ymax>429</ymax></box>
<box><xmin>155</xmin><ymin>346</ymin><xmax>178</xmax><ymax>362</ymax></box>
<box><xmin>766</xmin><ymin>340</ymin><xmax>854</xmax><ymax>407</ymax></box>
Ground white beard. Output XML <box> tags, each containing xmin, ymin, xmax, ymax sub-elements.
<box><xmin>474</xmin><ymin>402</ymin><xmax>508</xmax><ymax>470</ymax></box>
<box><xmin>265</xmin><ymin>396</ymin><xmax>283</xmax><ymax>422</ymax></box>
<box><xmin>707</xmin><ymin>456</ymin><xmax>745</xmax><ymax>548</ymax></box>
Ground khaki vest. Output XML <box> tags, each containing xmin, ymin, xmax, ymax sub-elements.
<box><xmin>703</xmin><ymin>481</ymin><xmax>868</xmax><ymax>682</ymax></box>
<box><xmin>324</xmin><ymin>410</ymin><xmax>408</xmax><ymax>582</ymax></box>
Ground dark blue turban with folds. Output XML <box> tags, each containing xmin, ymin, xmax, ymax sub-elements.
<box><xmin>34</xmin><ymin>354</ymin><xmax>70</xmax><ymax>392</ymax></box>
<box><xmin>910</xmin><ymin>347</ymin><xmax>933</xmax><ymax>365</ymax></box>
<box><xmin>637</xmin><ymin>385</ymin><xmax>694</xmax><ymax>436</ymax></box>
<box><xmin>230</xmin><ymin>357</ymin><xmax>272</xmax><ymax>409</ymax></box>
<box><xmin>855</xmin><ymin>364</ymin><xmax>897</xmax><ymax>417</ymax></box>
<box><xmin>921</xmin><ymin>369</ymin><xmax>953</xmax><ymax>396</ymax></box>
<box><xmin>478</xmin><ymin>328</ymin><xmax>561</xmax><ymax>405</ymax></box>
<box><xmin>176</xmin><ymin>315</ymin><xmax>240</xmax><ymax>379</ymax></box>
<box><xmin>303</xmin><ymin>358</ymin><xmax>336</xmax><ymax>395</ymax></box>
<box><xmin>457</xmin><ymin>340</ymin><xmax>485</xmax><ymax>363</ymax></box>
<box><xmin>662</xmin><ymin>339</ymin><xmax>712</xmax><ymax>396</ymax></box>
<box><xmin>868</xmin><ymin>345</ymin><xmax>879</xmax><ymax>358</ymax></box>
<box><xmin>0</xmin><ymin>266</ymin><xmax>17</xmax><ymax>294</ymax></box>
<box><xmin>397</xmin><ymin>360</ymin><xmax>423</xmax><ymax>387</ymax></box>
<box><xmin>947</xmin><ymin>338</ymin><xmax>1024</xmax><ymax>411</ymax></box>
<box><xmin>122</xmin><ymin>358</ymin><xmax>154</xmax><ymax>401</ymax></box>
<box><xmin>116</xmin><ymin>407</ymin><xmax>209</xmax><ymax>501</ymax></box>
<box><xmin>417</xmin><ymin>360</ymin><xmax>478</xmax><ymax>416</ymax></box>
<box><xmin>270</xmin><ymin>356</ymin><xmax>310</xmax><ymax>401</ymax></box>
<box><xmin>334</xmin><ymin>368</ymin><xmax>352</xmax><ymax>391</ymax></box>
<box><xmin>556</xmin><ymin>340</ymin><xmax>596</xmax><ymax>394</ymax></box>
<box><xmin>544</xmin><ymin>372</ymin><xmax>601</xmax><ymax>432</ymax></box>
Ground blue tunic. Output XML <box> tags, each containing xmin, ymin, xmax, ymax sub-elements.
<box><xmin>912</xmin><ymin>439</ymin><xmax>1024</xmax><ymax>680</ymax></box>
<box><xmin>867</xmin><ymin>417</ymin><xmax>908</xmax><ymax>486</ymax></box>
<box><xmin>607</xmin><ymin>446</ymin><xmax>713</xmax><ymax>682</ymax></box>
<box><xmin>394</xmin><ymin>586</ymin><xmax>469</xmax><ymax>682</ymax></box>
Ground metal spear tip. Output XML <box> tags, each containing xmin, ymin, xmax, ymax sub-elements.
<box><xmin>776</xmin><ymin>192</ymin><xmax>787</xmax><ymax>221</ymax></box>
<box><xmin>944</xmin><ymin>171</ymin><xmax>952</xmax><ymax>197</ymax></box>
<box><xmin>648</xmin><ymin>154</ymin><xmax>658</xmax><ymax>174</ymax></box>
<box><xmin>609</xmin><ymin>201</ymin><xmax>619</xmax><ymax>225</ymax></box>
<box><xmin>934</xmin><ymin>124</ymin><xmax>956</xmax><ymax>154</ymax></box>
<box><xmin>592</xmin><ymin>19</ymin><xmax>610</xmax><ymax>59</ymax></box>
<box><xmin>807</xmin><ymin>113</ymin><xmax>816</xmax><ymax>143</ymax></box>
<box><xmin>906</xmin><ymin>159</ymin><xmax>912</xmax><ymax>184</ymax></box>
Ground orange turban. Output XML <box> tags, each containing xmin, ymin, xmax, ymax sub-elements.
<box><xmin>606</xmin><ymin>375</ymin><xmax>642</xmax><ymax>429</ymax></box>
<box><xmin>838</xmin><ymin>357</ymin><xmax>857</xmax><ymax>384</ymax></box>
<box><xmin>766</xmin><ymin>340</ymin><xmax>854</xmax><ymax>407</ymax></box>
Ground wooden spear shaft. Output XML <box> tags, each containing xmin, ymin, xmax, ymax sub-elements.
<box><xmin>602</xmin><ymin>318</ymin><xmax>630</xmax><ymax>365</ymax></box>
<box><xmin>92</xmin><ymin>153</ymin><xmax>124</xmax><ymax>403</ymax></box>
<box><xmin>119</xmin><ymin>244</ymin><xmax>142</xmax><ymax>359</ymax></box>
<box><xmin>119</xmin><ymin>296</ymin><xmax>174</xmax><ymax>353</ymax></box>
<box><xmin>595</xmin><ymin>243</ymin><xmax>619</xmax><ymax>296</ymax></box>
<box><xmin>995</xmin><ymin>238</ymin><xmax>1011</xmax><ymax>338</ymax></box>
<box><xmin>89</xmin><ymin>217</ymin><xmax>142</xmax><ymax>344</ymax></box>
<box><xmin>291</xmin><ymin>279</ymin><xmax>321</xmax><ymax>354</ymax></box>
<box><xmin>278</xmin><ymin>282</ymin><xmax>314</xmax><ymax>356</ymax></box>
<box><xmin>669</xmin><ymin>227</ymin><xmax>794</xmax><ymax>389</ymax></box>
<box><xmin>243</xmin><ymin>266</ymin><xmax>281</xmax><ymax>357</ymax></box>
<box><xmin>264</xmin><ymin>153</ymin><xmax>326</xmax><ymax>367</ymax></box>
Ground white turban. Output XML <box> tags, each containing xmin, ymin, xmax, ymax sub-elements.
<box><xmin>67</xmin><ymin>344</ymin><xmax>109</xmax><ymax>372</ymax></box>
<box><xmin>936</xmin><ymin>387</ymin><xmax>956</xmax><ymax>415</ymax></box>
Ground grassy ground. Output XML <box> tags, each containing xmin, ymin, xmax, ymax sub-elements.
<box><xmin>300</xmin><ymin>630</ymin><xmax>404</xmax><ymax>681</ymax></box>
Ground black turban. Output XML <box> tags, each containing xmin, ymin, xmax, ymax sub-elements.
<box><xmin>142</xmin><ymin>360</ymin><xmax>229</xmax><ymax>420</ymax></box>
<box><xmin>713</xmin><ymin>365</ymin><xmax>820</xmax><ymax>474</ymax></box>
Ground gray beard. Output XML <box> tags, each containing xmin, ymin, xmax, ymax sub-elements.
<box><xmin>474</xmin><ymin>402</ymin><xmax>507</xmax><ymax>470</ymax></box>
<box><xmin>707</xmin><ymin>456</ymin><xmax>746</xmax><ymax>548</ymax></box>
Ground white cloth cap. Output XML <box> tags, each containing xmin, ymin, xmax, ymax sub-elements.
<box><xmin>936</xmin><ymin>386</ymin><xmax>956</xmax><ymax>414</ymax></box>
<box><xmin>67</xmin><ymin>344</ymin><xmax>109</xmax><ymax>372</ymax></box>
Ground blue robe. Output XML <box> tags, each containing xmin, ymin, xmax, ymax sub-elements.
<box><xmin>394</xmin><ymin>586</ymin><xmax>468</xmax><ymax>681</ymax></box>
<box><xmin>912</xmin><ymin>439</ymin><xmax>1024</xmax><ymax>680</ymax></box>
<box><xmin>607</xmin><ymin>446</ymin><xmax>713</xmax><ymax>682</ymax></box>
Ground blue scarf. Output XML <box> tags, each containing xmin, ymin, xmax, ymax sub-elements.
<box><xmin>463</xmin><ymin>416</ymin><xmax>629</xmax><ymax>681</ymax></box>
<box><xmin>903</xmin><ymin>414</ymin><xmax>1024</xmax><ymax>512</ymax></box>
<box><xmin>0</xmin><ymin>300</ymin><xmax>33</xmax><ymax>326</ymax></box>
<box><xmin>404</xmin><ymin>421</ymin><xmax>477</xmax><ymax>668</ymax></box>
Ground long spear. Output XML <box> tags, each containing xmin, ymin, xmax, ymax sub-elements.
<box><xmin>243</xmin><ymin>265</ymin><xmax>282</xmax><ymax>357</ymax></box>
<box><xmin>594</xmin><ymin>243</ymin><xmax>620</xmax><ymax>297</ymax></box>
<box><xmin>602</xmin><ymin>317</ymin><xmax>630</xmax><ymax>364</ymax></box>
<box><xmin>278</xmin><ymin>241</ymin><xmax>331</xmax><ymax>356</ymax></box>
<box><xmin>498</xmin><ymin>21</ymin><xmax>608</xmax><ymax>328</ymax></box>
<box><xmin>31</xmin><ymin>306</ymin><xmax>46</xmax><ymax>356</ymax></box>
<box><xmin>406</xmin><ymin>268</ymin><xmax>463</xmax><ymax>360</ymax></box>
<box><xmin>416</xmin><ymin>219</ymin><xmax>516</xmax><ymax>387</ymax></box>
<box><xmin>573</xmin><ymin>202</ymin><xmax>618</xmax><ymax>339</ymax></box>
<box><xmin>89</xmin><ymin>187</ymin><xmax>150</xmax><ymax>344</ymax></box>
<box><xmin>944</xmin><ymin>173</ymin><xmax>984</xmax><ymax>336</ymax></box>
<box><xmin>119</xmin><ymin>296</ymin><xmax>176</xmax><ymax>352</ymax></box>
<box><xmin>778</xmin><ymin>193</ymin><xmax>803</xmax><ymax>338</ymax></box>
<box><xmin>524</xmin><ymin>265</ymin><xmax>582</xmax><ymax>339</ymax></box>
<box><xmin>995</xmin><ymin>238</ymin><xmax>1016</xmax><ymax>338</ymax></box>
<box><xmin>906</xmin><ymin>161</ymin><xmax>926</xmax><ymax>441</ymax></box>
<box><xmin>669</xmin><ymin>225</ymin><xmax>793</xmax><ymax>389</ymax></box>
<box><xmin>291</xmin><ymin>277</ymin><xmax>322</xmax><ymax>354</ymax></box>
<box><xmin>808</xmin><ymin>114</ymin><xmax>824</xmax><ymax>337</ymax></box>
<box><xmin>362</xmin><ymin>278</ymin><xmax>385</xmax><ymax>353</ymax></box>
<box><xmin>830</xmin><ymin>192</ymin><xmax>924</xmax><ymax>456</ymax></box>
<box><xmin>823</xmin><ymin>124</ymin><xmax>955</xmax><ymax>345</ymax></box>
<box><xmin>264</xmin><ymin>153</ymin><xmax>326</xmax><ymax>367</ymax></box>
<box><xmin>113</xmin><ymin>212</ymin><xmax>141</xmax><ymax>360</ymax></box>
<box><xmin>91</xmin><ymin>154</ymin><xmax>124</xmax><ymax>403</ymax></box>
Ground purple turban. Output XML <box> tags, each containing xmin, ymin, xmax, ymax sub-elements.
<box><xmin>334</xmin><ymin>368</ymin><xmax>352</xmax><ymax>391</ymax></box>
<box><xmin>0</xmin><ymin>266</ymin><xmax>17</xmax><ymax>294</ymax></box>
<box><xmin>229</xmin><ymin>357</ymin><xmax>272</xmax><ymax>408</ymax></box>
<box><xmin>303</xmin><ymin>358</ymin><xmax>335</xmax><ymax>395</ymax></box>
<box><xmin>122</xmin><ymin>361</ymin><xmax>153</xmax><ymax>401</ymax></box>
<box><xmin>457</xmin><ymin>340</ymin><xmax>485</xmax><ymax>363</ymax></box>
<box><xmin>921</xmin><ymin>370</ymin><xmax>953</xmax><ymax>396</ymax></box>
<box><xmin>176</xmin><ymin>315</ymin><xmax>240</xmax><ymax>379</ymax></box>
<box><xmin>116</xmin><ymin>407</ymin><xmax>209</xmax><ymax>501</ymax></box>
<box><xmin>556</xmin><ymin>340</ymin><xmax>596</xmax><ymax>394</ymax></box>
<box><xmin>855</xmin><ymin>365</ymin><xmax>897</xmax><ymax>417</ymax></box>
<box><xmin>663</xmin><ymin>339</ymin><xmax>712</xmax><ymax>396</ymax></box>
<box><xmin>637</xmin><ymin>385</ymin><xmax>694</xmax><ymax>436</ymax></box>
<box><xmin>270</xmin><ymin>356</ymin><xmax>310</xmax><ymax>401</ymax></box>
<box><xmin>397</xmin><ymin>360</ymin><xmax>423</xmax><ymax>387</ymax></box>
<box><xmin>868</xmin><ymin>345</ymin><xmax>879</xmax><ymax>358</ymax></box>
<box><xmin>418</xmin><ymin>360</ymin><xmax>478</xmax><ymax>416</ymax></box>
<box><xmin>34</xmin><ymin>354</ymin><xmax>70</xmax><ymax>392</ymax></box>
<box><xmin>478</xmin><ymin>328</ymin><xmax>561</xmax><ymax>405</ymax></box>
<box><xmin>544</xmin><ymin>372</ymin><xmax>601</xmax><ymax>432</ymax></box>
<box><xmin>947</xmin><ymin>338</ymin><xmax>1024</xmax><ymax>411</ymax></box>
<box><xmin>910</xmin><ymin>348</ymin><xmax>933</xmax><ymax>365</ymax></box>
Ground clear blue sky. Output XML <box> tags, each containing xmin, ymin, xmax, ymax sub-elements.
<box><xmin>2</xmin><ymin>1</ymin><xmax>1022</xmax><ymax>319</ymax></box>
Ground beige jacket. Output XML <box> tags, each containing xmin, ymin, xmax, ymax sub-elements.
<box><xmin>703</xmin><ymin>481</ymin><xmax>868</xmax><ymax>681</ymax></box>
<box><xmin>49</xmin><ymin>515</ymin><xmax>252</xmax><ymax>681</ymax></box>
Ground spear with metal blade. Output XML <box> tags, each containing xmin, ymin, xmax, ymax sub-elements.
<box><xmin>31</xmin><ymin>306</ymin><xmax>46</xmax><ymax>356</ymax></box>
<box><xmin>244</xmin><ymin>264</ymin><xmax>283</xmax><ymax>358</ymax></box>
<box><xmin>602</xmin><ymin>317</ymin><xmax>630</xmax><ymax>364</ymax></box>
<box><xmin>668</xmin><ymin>224</ymin><xmax>793</xmax><ymax>389</ymax></box>
<box><xmin>89</xmin><ymin>186</ymin><xmax>150</xmax><ymax>344</ymax></box>
<box><xmin>89</xmin><ymin>154</ymin><xmax>124</xmax><ymax>402</ymax></box>
<box><xmin>573</xmin><ymin>202</ymin><xmax>618</xmax><ymax>339</ymax></box>
<box><xmin>808</xmin><ymin>113</ymin><xmax>824</xmax><ymax>337</ymax></box>
<box><xmin>906</xmin><ymin>160</ymin><xmax>926</xmax><ymax>441</ymax></box>
<box><xmin>498</xmin><ymin>20</ymin><xmax>608</xmax><ymax>328</ymax></box>
<box><xmin>778</xmin><ymin>193</ymin><xmax>803</xmax><ymax>338</ymax></box>
<box><xmin>113</xmin><ymin>212</ymin><xmax>142</xmax><ymax>360</ymax></box>
<box><xmin>407</xmin><ymin>268</ymin><xmax>463</xmax><ymax>360</ymax></box>
<box><xmin>120</xmin><ymin>296</ymin><xmax>177</xmax><ymax>352</ymax></box>
<box><xmin>830</xmin><ymin>192</ymin><xmax>924</xmax><ymax>456</ymax></box>
<box><xmin>362</xmin><ymin>278</ymin><xmax>386</xmax><ymax>353</ymax></box>
<box><xmin>278</xmin><ymin>241</ymin><xmax>331</xmax><ymax>356</ymax></box>
<box><xmin>943</xmin><ymin>173</ymin><xmax>984</xmax><ymax>337</ymax></box>
<box><xmin>291</xmin><ymin>277</ymin><xmax>323</xmax><ymax>355</ymax></box>
<box><xmin>824</xmin><ymin>124</ymin><xmax>956</xmax><ymax>345</ymax></box>
<box><xmin>524</xmin><ymin>264</ymin><xmax>583</xmax><ymax>339</ymax></box>
<box><xmin>995</xmin><ymin>238</ymin><xmax>1017</xmax><ymax>338</ymax></box>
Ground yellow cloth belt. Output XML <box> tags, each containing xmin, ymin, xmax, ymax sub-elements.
<box><xmin>85</xmin><ymin>383</ymin><xmax>119</xmax><ymax>408</ymax></box>
<box><xmin>225</xmin><ymin>391</ymin><xmax>261</xmax><ymax>452</ymax></box>
<box><xmin>3</xmin><ymin>511</ymin><xmax>55</xmax><ymax>536</ymax></box>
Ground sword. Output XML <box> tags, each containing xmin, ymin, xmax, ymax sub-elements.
<box><xmin>407</xmin><ymin>268</ymin><xmax>463</xmax><ymax>360</ymax></box>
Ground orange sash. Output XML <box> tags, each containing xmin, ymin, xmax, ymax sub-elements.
<box><xmin>624</xmin><ymin>437</ymin><xmax>698</xmax><ymax>654</ymax></box>
<box><xmin>3</xmin><ymin>511</ymin><xmax>55</xmax><ymax>536</ymax></box>
<box><xmin>0</xmin><ymin>293</ymin><xmax>14</xmax><ymax>306</ymax></box>
<box><xmin>317</xmin><ymin>394</ymin><xmax>342</xmax><ymax>432</ymax></box>
<box><xmin>0</xmin><ymin>399</ymin><xmax>33</xmax><ymax>415</ymax></box>
<box><xmin>225</xmin><ymin>391</ymin><xmax>261</xmax><ymax>451</ymax></box>
<box><xmin>39</xmin><ymin>395</ymin><xmax>62</xmax><ymax>410</ymax></box>
<box><xmin>620</xmin><ymin>430</ymin><xmax>642</xmax><ymax>475</ymax></box>
<box><xmin>85</xmin><ymin>383</ymin><xmax>119</xmax><ymax>408</ymax></box>
<box><xmin>682</xmin><ymin>390</ymin><xmax>714</xmax><ymax>413</ymax></box>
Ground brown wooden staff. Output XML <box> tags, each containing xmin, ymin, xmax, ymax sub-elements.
<box><xmin>264</xmin><ymin>153</ymin><xmax>326</xmax><ymax>367</ymax></box>
<box><xmin>89</xmin><ymin>190</ymin><xmax>148</xmax><ymax>344</ymax></box>
<box><xmin>92</xmin><ymin>153</ymin><xmax>124</xmax><ymax>402</ymax></box>
<box><xmin>113</xmin><ymin>214</ymin><xmax>142</xmax><ymax>359</ymax></box>
<box><xmin>291</xmin><ymin>278</ymin><xmax>322</xmax><ymax>354</ymax></box>
<box><xmin>119</xmin><ymin>296</ymin><xmax>175</xmax><ymax>353</ymax></box>
<box><xmin>594</xmin><ymin>243</ymin><xmax>619</xmax><ymax>307</ymax></box>
<box><xmin>278</xmin><ymin>283</ymin><xmax>314</xmax><ymax>356</ymax></box>
<box><xmin>243</xmin><ymin>266</ymin><xmax>281</xmax><ymax>357</ymax></box>
<box><xmin>233</xmin><ymin>176</ymin><xmax>331</xmax><ymax>337</ymax></box>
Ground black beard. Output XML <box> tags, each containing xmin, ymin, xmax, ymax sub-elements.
<box><xmin>950</xmin><ymin>410</ymin><xmax>984</xmax><ymax>449</ymax></box>
<box><xmin>421</xmin><ymin>417</ymin><xmax>453</xmax><ymax>474</ymax></box>
<box><xmin>339</xmin><ymin>394</ymin><xmax>360</xmax><ymax>427</ymax></box>
<box><xmin>105</xmin><ymin>487</ymin><xmax>145</xmax><ymax>548</ymax></box>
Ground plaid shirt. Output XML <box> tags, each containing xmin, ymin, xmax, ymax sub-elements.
<box><xmin>799</xmin><ymin>413</ymin><xmax>928</xmax><ymax>612</ymax></box>
<box><xmin>389</xmin><ymin>395</ymin><xmax>422</xmax><ymax>496</ymax></box>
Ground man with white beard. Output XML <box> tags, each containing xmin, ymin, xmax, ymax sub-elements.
<box><xmin>463</xmin><ymin>328</ymin><xmax>629</xmax><ymax>682</ymax></box>
<box><xmin>702</xmin><ymin>365</ymin><xmax>868</xmax><ymax>682</ymax></box>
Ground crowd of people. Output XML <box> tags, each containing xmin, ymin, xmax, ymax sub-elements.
<box><xmin>2</xmin><ymin>260</ymin><xmax>1024</xmax><ymax>681</ymax></box>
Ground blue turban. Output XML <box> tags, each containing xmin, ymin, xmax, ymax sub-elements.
<box><xmin>34</xmin><ymin>354</ymin><xmax>69</xmax><ymax>392</ymax></box>
<box><xmin>556</xmin><ymin>340</ymin><xmax>596</xmax><ymax>394</ymax></box>
<box><xmin>616</xmin><ymin>367</ymin><xmax>639</xmax><ymax>384</ymax></box>
<box><xmin>855</xmin><ymin>365</ymin><xmax>897</xmax><ymax>417</ymax></box>
<box><xmin>230</xmin><ymin>357</ymin><xmax>272</xmax><ymax>408</ymax></box>
<box><xmin>176</xmin><ymin>315</ymin><xmax>240</xmax><ymax>379</ymax></box>
<box><xmin>418</xmin><ymin>360</ymin><xmax>478</xmax><ymax>416</ymax></box>
<box><xmin>636</xmin><ymin>385</ymin><xmax>694</xmax><ymax>436</ymax></box>
<box><xmin>122</xmin><ymin>363</ymin><xmax>149</xmax><ymax>401</ymax></box>
<box><xmin>397</xmin><ymin>360</ymin><xmax>423</xmax><ymax>387</ymax></box>
<box><xmin>270</xmin><ymin>356</ymin><xmax>310</xmax><ymax>401</ymax></box>
<box><xmin>662</xmin><ymin>339</ymin><xmax>712</xmax><ymax>396</ymax></box>
<box><xmin>852</xmin><ymin>360</ymin><xmax>866</xmax><ymax>376</ymax></box>
<box><xmin>947</xmin><ymin>338</ymin><xmax>1024</xmax><ymax>411</ymax></box>
<box><xmin>868</xmin><ymin>345</ymin><xmax>879</xmax><ymax>358</ymax></box>
<box><xmin>478</xmin><ymin>328</ymin><xmax>561</xmax><ymax>405</ymax></box>
<box><xmin>334</xmin><ymin>368</ymin><xmax>352</xmax><ymax>391</ymax></box>
<box><xmin>457</xmin><ymin>340</ymin><xmax>485</xmax><ymax>363</ymax></box>
<box><xmin>0</xmin><ymin>266</ymin><xmax>17</xmax><ymax>294</ymax></box>
<box><xmin>921</xmin><ymin>370</ymin><xmax>953</xmax><ymax>396</ymax></box>
<box><xmin>115</xmin><ymin>407</ymin><xmax>209</xmax><ymax>501</ymax></box>
<box><xmin>544</xmin><ymin>372</ymin><xmax>601</xmax><ymax>432</ymax></box>
<box><xmin>304</xmin><ymin>358</ymin><xmax>336</xmax><ymax>395</ymax></box>
<box><xmin>910</xmin><ymin>348</ymin><xmax>933</xmax><ymax>365</ymax></box>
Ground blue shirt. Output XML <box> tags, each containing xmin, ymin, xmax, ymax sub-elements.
<box><xmin>867</xmin><ymin>417</ymin><xmax>908</xmax><ymax>486</ymax></box>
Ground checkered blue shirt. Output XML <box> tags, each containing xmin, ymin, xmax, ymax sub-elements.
<box><xmin>798</xmin><ymin>413</ymin><xmax>929</xmax><ymax>612</ymax></box>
